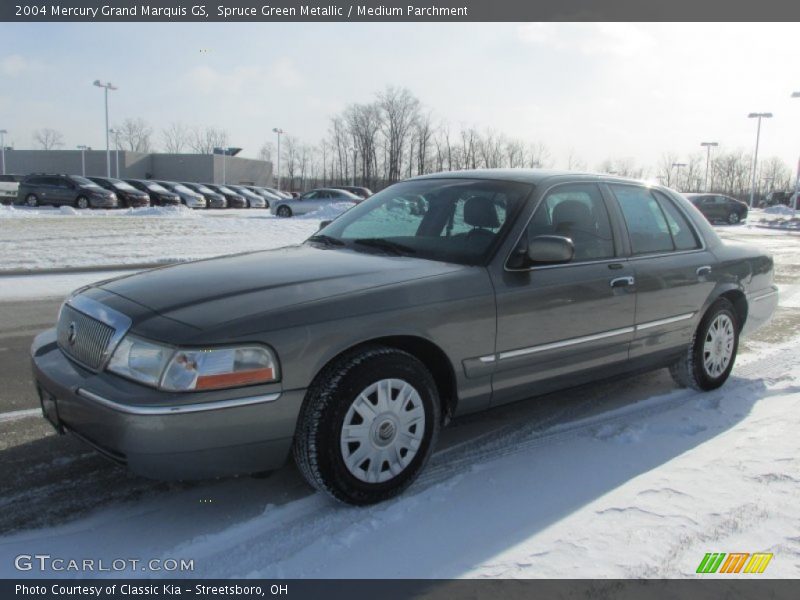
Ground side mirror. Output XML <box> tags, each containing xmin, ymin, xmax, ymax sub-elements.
<box><xmin>528</xmin><ymin>235</ymin><xmax>574</xmax><ymax>264</ymax></box>
<box><xmin>318</xmin><ymin>220</ymin><xmax>332</xmax><ymax>230</ymax></box>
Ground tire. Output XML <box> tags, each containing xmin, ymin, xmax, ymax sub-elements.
<box><xmin>669</xmin><ymin>298</ymin><xmax>739</xmax><ymax>391</ymax></box>
<box><xmin>293</xmin><ymin>345</ymin><xmax>441</xmax><ymax>505</ymax></box>
<box><xmin>727</xmin><ymin>211</ymin><xmax>740</xmax><ymax>225</ymax></box>
<box><xmin>25</xmin><ymin>194</ymin><xmax>38</xmax><ymax>208</ymax></box>
<box><xmin>277</xmin><ymin>205</ymin><xmax>292</xmax><ymax>218</ymax></box>
<box><xmin>76</xmin><ymin>196</ymin><xmax>90</xmax><ymax>210</ymax></box>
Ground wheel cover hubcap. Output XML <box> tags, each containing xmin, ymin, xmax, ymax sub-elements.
<box><xmin>340</xmin><ymin>378</ymin><xmax>425</xmax><ymax>484</ymax></box>
<box><xmin>703</xmin><ymin>314</ymin><xmax>735</xmax><ymax>378</ymax></box>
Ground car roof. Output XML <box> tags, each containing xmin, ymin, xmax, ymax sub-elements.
<box><xmin>411</xmin><ymin>168</ymin><xmax>653</xmax><ymax>186</ymax></box>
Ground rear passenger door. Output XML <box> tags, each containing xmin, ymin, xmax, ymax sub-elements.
<box><xmin>606</xmin><ymin>184</ymin><xmax>716</xmax><ymax>361</ymax></box>
<box><xmin>490</xmin><ymin>182</ymin><xmax>636</xmax><ymax>406</ymax></box>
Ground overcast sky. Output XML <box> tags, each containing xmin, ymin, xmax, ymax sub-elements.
<box><xmin>1</xmin><ymin>22</ymin><xmax>798</xmax><ymax>173</ymax></box>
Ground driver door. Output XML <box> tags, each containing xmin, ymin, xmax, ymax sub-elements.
<box><xmin>489</xmin><ymin>182</ymin><xmax>636</xmax><ymax>406</ymax></box>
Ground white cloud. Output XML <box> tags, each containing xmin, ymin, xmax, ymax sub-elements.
<box><xmin>516</xmin><ymin>23</ymin><xmax>654</xmax><ymax>57</ymax></box>
<box><xmin>1</xmin><ymin>54</ymin><xmax>40</xmax><ymax>76</ymax></box>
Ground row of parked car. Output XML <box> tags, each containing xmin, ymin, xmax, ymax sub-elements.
<box><xmin>5</xmin><ymin>173</ymin><xmax>373</xmax><ymax>217</ymax></box>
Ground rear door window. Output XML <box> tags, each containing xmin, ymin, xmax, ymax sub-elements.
<box><xmin>610</xmin><ymin>185</ymin><xmax>674</xmax><ymax>255</ymax></box>
<box><xmin>654</xmin><ymin>192</ymin><xmax>700</xmax><ymax>251</ymax></box>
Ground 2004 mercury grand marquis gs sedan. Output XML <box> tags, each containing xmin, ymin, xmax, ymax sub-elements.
<box><xmin>31</xmin><ymin>170</ymin><xmax>778</xmax><ymax>504</ymax></box>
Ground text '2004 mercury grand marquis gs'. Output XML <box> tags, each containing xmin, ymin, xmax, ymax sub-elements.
<box><xmin>31</xmin><ymin>170</ymin><xmax>778</xmax><ymax>504</ymax></box>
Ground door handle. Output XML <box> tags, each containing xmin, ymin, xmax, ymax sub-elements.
<box><xmin>696</xmin><ymin>265</ymin><xmax>712</xmax><ymax>277</ymax></box>
<box><xmin>610</xmin><ymin>276</ymin><xmax>635</xmax><ymax>288</ymax></box>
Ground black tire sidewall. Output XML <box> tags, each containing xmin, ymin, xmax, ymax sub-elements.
<box><xmin>313</xmin><ymin>351</ymin><xmax>439</xmax><ymax>504</ymax></box>
<box><xmin>692</xmin><ymin>301</ymin><xmax>739</xmax><ymax>390</ymax></box>
<box><xmin>76</xmin><ymin>196</ymin><xmax>89</xmax><ymax>209</ymax></box>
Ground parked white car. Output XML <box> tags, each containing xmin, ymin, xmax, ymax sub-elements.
<box><xmin>0</xmin><ymin>174</ymin><xmax>23</xmax><ymax>204</ymax></box>
<box><xmin>270</xmin><ymin>188</ymin><xmax>361</xmax><ymax>217</ymax></box>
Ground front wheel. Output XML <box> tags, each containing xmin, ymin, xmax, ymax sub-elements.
<box><xmin>669</xmin><ymin>298</ymin><xmax>739</xmax><ymax>391</ymax></box>
<box><xmin>76</xmin><ymin>196</ymin><xmax>90</xmax><ymax>209</ymax></box>
<box><xmin>727</xmin><ymin>211</ymin><xmax>740</xmax><ymax>225</ymax></box>
<box><xmin>25</xmin><ymin>194</ymin><xmax>38</xmax><ymax>207</ymax></box>
<box><xmin>293</xmin><ymin>346</ymin><xmax>440</xmax><ymax>505</ymax></box>
<box><xmin>276</xmin><ymin>205</ymin><xmax>292</xmax><ymax>218</ymax></box>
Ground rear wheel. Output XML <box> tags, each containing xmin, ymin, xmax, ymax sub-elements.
<box><xmin>727</xmin><ymin>211</ymin><xmax>740</xmax><ymax>225</ymax></box>
<box><xmin>76</xmin><ymin>196</ymin><xmax>90</xmax><ymax>209</ymax></box>
<box><xmin>293</xmin><ymin>346</ymin><xmax>440</xmax><ymax>505</ymax></box>
<box><xmin>25</xmin><ymin>194</ymin><xmax>38</xmax><ymax>207</ymax></box>
<box><xmin>277</xmin><ymin>205</ymin><xmax>292</xmax><ymax>218</ymax></box>
<box><xmin>669</xmin><ymin>298</ymin><xmax>739</xmax><ymax>391</ymax></box>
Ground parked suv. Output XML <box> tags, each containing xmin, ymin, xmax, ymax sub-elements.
<box><xmin>87</xmin><ymin>177</ymin><xmax>150</xmax><ymax>208</ymax></box>
<box><xmin>683</xmin><ymin>193</ymin><xmax>748</xmax><ymax>225</ymax></box>
<box><xmin>17</xmin><ymin>174</ymin><xmax>118</xmax><ymax>209</ymax></box>
<box><xmin>125</xmin><ymin>180</ymin><xmax>181</xmax><ymax>206</ymax></box>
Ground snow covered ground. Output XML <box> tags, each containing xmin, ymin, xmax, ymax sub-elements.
<box><xmin>0</xmin><ymin>331</ymin><xmax>798</xmax><ymax>579</ymax></box>
<box><xmin>0</xmin><ymin>204</ymin><xmax>352</xmax><ymax>273</ymax></box>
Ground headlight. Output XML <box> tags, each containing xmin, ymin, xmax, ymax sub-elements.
<box><xmin>107</xmin><ymin>335</ymin><xmax>172</xmax><ymax>386</ymax></box>
<box><xmin>107</xmin><ymin>336</ymin><xmax>278</xmax><ymax>391</ymax></box>
<box><xmin>161</xmin><ymin>346</ymin><xmax>278</xmax><ymax>391</ymax></box>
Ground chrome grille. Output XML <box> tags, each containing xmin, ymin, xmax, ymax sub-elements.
<box><xmin>57</xmin><ymin>304</ymin><xmax>116</xmax><ymax>370</ymax></box>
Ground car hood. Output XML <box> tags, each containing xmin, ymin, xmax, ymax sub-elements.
<box><xmin>94</xmin><ymin>244</ymin><xmax>468</xmax><ymax>334</ymax></box>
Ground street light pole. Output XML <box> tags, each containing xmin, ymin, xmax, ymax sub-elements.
<box><xmin>109</xmin><ymin>128</ymin><xmax>121</xmax><ymax>178</ymax></box>
<box><xmin>0</xmin><ymin>129</ymin><xmax>7</xmax><ymax>175</ymax></box>
<box><xmin>93</xmin><ymin>80</ymin><xmax>118</xmax><ymax>177</ymax></box>
<box><xmin>272</xmin><ymin>128</ymin><xmax>284</xmax><ymax>191</ymax></box>
<box><xmin>791</xmin><ymin>92</ymin><xmax>800</xmax><ymax>212</ymax></box>
<box><xmin>747</xmin><ymin>112</ymin><xmax>773</xmax><ymax>208</ymax></box>
<box><xmin>77</xmin><ymin>145</ymin><xmax>90</xmax><ymax>176</ymax></box>
<box><xmin>700</xmin><ymin>142</ymin><xmax>718</xmax><ymax>192</ymax></box>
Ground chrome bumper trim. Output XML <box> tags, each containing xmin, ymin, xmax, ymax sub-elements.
<box><xmin>76</xmin><ymin>388</ymin><xmax>281</xmax><ymax>415</ymax></box>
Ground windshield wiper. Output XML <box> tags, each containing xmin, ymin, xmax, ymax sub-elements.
<box><xmin>352</xmin><ymin>238</ymin><xmax>416</xmax><ymax>255</ymax></box>
<box><xmin>307</xmin><ymin>234</ymin><xmax>346</xmax><ymax>247</ymax></box>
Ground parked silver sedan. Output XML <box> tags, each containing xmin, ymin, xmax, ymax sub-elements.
<box><xmin>155</xmin><ymin>181</ymin><xmax>207</xmax><ymax>209</ymax></box>
<box><xmin>270</xmin><ymin>188</ymin><xmax>361</xmax><ymax>217</ymax></box>
<box><xmin>227</xmin><ymin>185</ymin><xmax>267</xmax><ymax>208</ymax></box>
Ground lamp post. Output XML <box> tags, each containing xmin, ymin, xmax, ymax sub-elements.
<box><xmin>77</xmin><ymin>145</ymin><xmax>90</xmax><ymax>176</ymax></box>
<box><xmin>0</xmin><ymin>129</ymin><xmax>7</xmax><ymax>175</ymax></box>
<box><xmin>672</xmin><ymin>162</ymin><xmax>687</xmax><ymax>189</ymax></box>
<box><xmin>214</xmin><ymin>147</ymin><xmax>236</xmax><ymax>184</ymax></box>
<box><xmin>272</xmin><ymin>127</ymin><xmax>284</xmax><ymax>191</ymax></box>
<box><xmin>747</xmin><ymin>112</ymin><xmax>772</xmax><ymax>208</ymax></box>
<box><xmin>109</xmin><ymin>128</ymin><xmax>121</xmax><ymax>178</ymax></box>
<box><xmin>791</xmin><ymin>92</ymin><xmax>799</xmax><ymax>212</ymax></box>
<box><xmin>700</xmin><ymin>142</ymin><xmax>718</xmax><ymax>192</ymax></box>
<box><xmin>93</xmin><ymin>80</ymin><xmax>117</xmax><ymax>177</ymax></box>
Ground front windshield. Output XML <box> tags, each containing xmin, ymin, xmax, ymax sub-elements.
<box><xmin>172</xmin><ymin>184</ymin><xmax>193</xmax><ymax>194</ymax></box>
<box><xmin>217</xmin><ymin>186</ymin><xmax>235</xmax><ymax>194</ymax></box>
<box><xmin>193</xmin><ymin>184</ymin><xmax>214</xmax><ymax>194</ymax></box>
<box><xmin>145</xmin><ymin>182</ymin><xmax>168</xmax><ymax>192</ymax></box>
<box><xmin>315</xmin><ymin>178</ymin><xmax>532</xmax><ymax>265</ymax></box>
<box><xmin>71</xmin><ymin>176</ymin><xmax>101</xmax><ymax>188</ymax></box>
<box><xmin>111</xmin><ymin>180</ymin><xmax>136</xmax><ymax>191</ymax></box>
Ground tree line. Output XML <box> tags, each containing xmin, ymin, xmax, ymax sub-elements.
<box><xmin>29</xmin><ymin>85</ymin><xmax>794</xmax><ymax>200</ymax></box>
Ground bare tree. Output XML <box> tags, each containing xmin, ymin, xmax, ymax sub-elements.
<box><xmin>283</xmin><ymin>136</ymin><xmax>300</xmax><ymax>190</ymax></box>
<box><xmin>115</xmin><ymin>118</ymin><xmax>153</xmax><ymax>153</ymax></box>
<box><xmin>33</xmin><ymin>128</ymin><xmax>64</xmax><ymax>150</ymax></box>
<box><xmin>566</xmin><ymin>149</ymin><xmax>587</xmax><ymax>171</ymax></box>
<box><xmin>378</xmin><ymin>86</ymin><xmax>420</xmax><ymax>183</ymax></box>
<box><xmin>189</xmin><ymin>126</ymin><xmax>229</xmax><ymax>154</ymax></box>
<box><xmin>258</xmin><ymin>142</ymin><xmax>274</xmax><ymax>163</ymax></box>
<box><xmin>162</xmin><ymin>122</ymin><xmax>188</xmax><ymax>153</ymax></box>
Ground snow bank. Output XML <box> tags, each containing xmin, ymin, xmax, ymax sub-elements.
<box><xmin>763</xmin><ymin>205</ymin><xmax>795</xmax><ymax>215</ymax></box>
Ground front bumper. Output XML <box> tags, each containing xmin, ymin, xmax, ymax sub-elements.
<box><xmin>90</xmin><ymin>196</ymin><xmax>119</xmax><ymax>208</ymax></box>
<box><xmin>30</xmin><ymin>329</ymin><xmax>304</xmax><ymax>480</ymax></box>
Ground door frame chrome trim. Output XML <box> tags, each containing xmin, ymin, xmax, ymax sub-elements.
<box><xmin>497</xmin><ymin>326</ymin><xmax>636</xmax><ymax>360</ymax></box>
<box><xmin>76</xmin><ymin>388</ymin><xmax>281</xmax><ymax>415</ymax></box>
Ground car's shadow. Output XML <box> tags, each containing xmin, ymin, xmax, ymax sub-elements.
<box><xmin>0</xmin><ymin>366</ymin><xmax>779</xmax><ymax>577</ymax></box>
